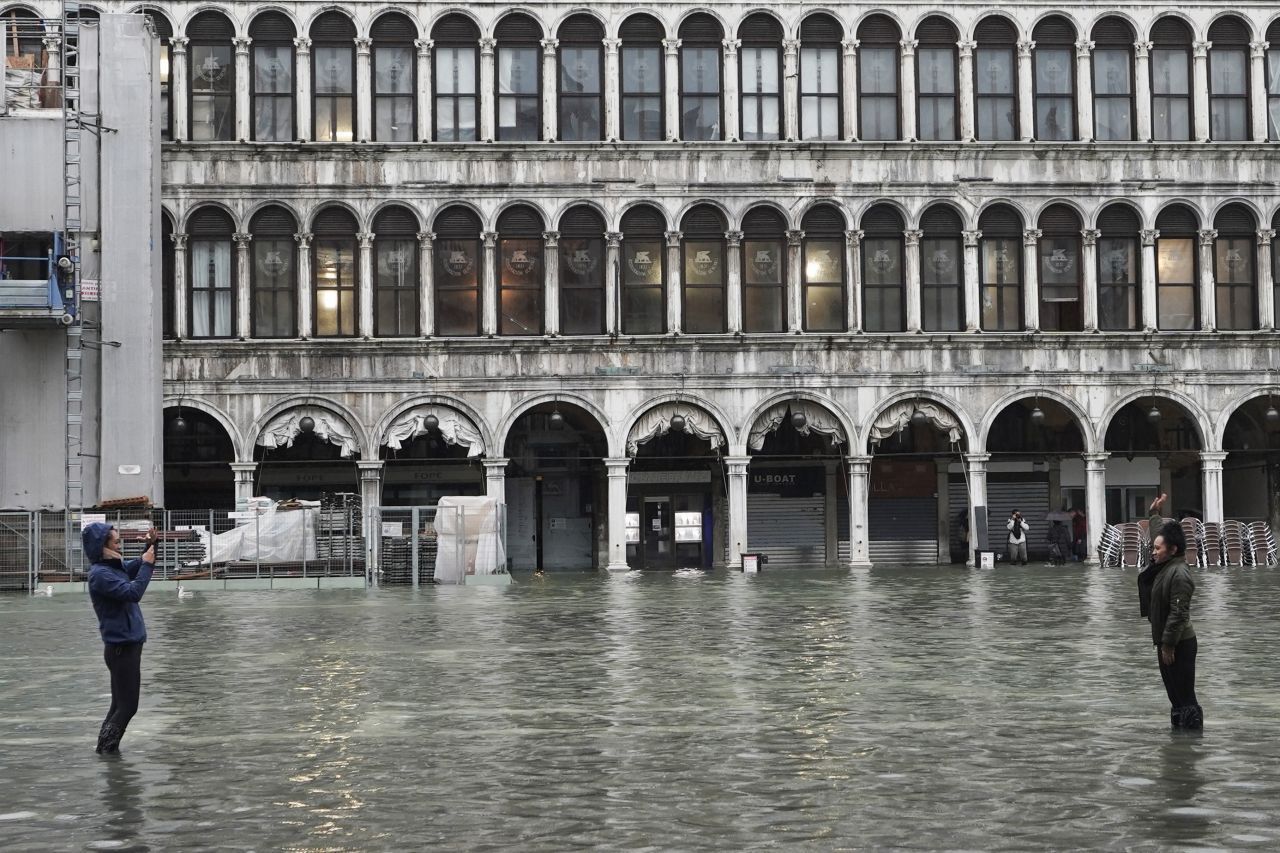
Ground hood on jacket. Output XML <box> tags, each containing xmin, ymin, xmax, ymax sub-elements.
<box><xmin>82</xmin><ymin>522</ymin><xmax>115</xmax><ymax>563</ymax></box>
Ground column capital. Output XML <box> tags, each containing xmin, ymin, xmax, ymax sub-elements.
<box><xmin>293</xmin><ymin>36</ymin><xmax>312</xmax><ymax>53</ymax></box>
<box><xmin>42</xmin><ymin>34</ymin><xmax>62</xmax><ymax>51</ymax></box>
<box><xmin>962</xmin><ymin>229</ymin><xmax>982</xmax><ymax>247</ymax></box>
<box><xmin>783</xmin><ymin>38</ymin><xmax>800</xmax><ymax>58</ymax></box>
<box><xmin>842</xmin><ymin>39</ymin><xmax>860</xmax><ymax>57</ymax></box>
<box><xmin>233</xmin><ymin>232</ymin><xmax>253</xmax><ymax>247</ymax></box>
<box><xmin>1251</xmin><ymin>41</ymin><xmax>1270</xmax><ymax>60</ymax></box>
<box><xmin>723</xmin><ymin>455</ymin><xmax>752</xmax><ymax>472</ymax></box>
<box><xmin>1074</xmin><ymin>39</ymin><xmax>1095</xmax><ymax>59</ymax></box>
<box><xmin>357</xmin><ymin>460</ymin><xmax>385</xmax><ymax>476</ymax></box>
<box><xmin>904</xmin><ymin>229</ymin><xmax>923</xmax><ymax>247</ymax></box>
<box><xmin>845</xmin><ymin>454</ymin><xmax>873</xmax><ymax>472</ymax></box>
<box><xmin>958</xmin><ymin>40</ymin><xmax>976</xmax><ymax>58</ymax></box>
<box><xmin>899</xmin><ymin>39</ymin><xmax>918</xmax><ymax>58</ymax></box>
<box><xmin>845</xmin><ymin>229</ymin><xmax>864</xmax><ymax>248</ymax></box>
<box><xmin>786</xmin><ymin>229</ymin><xmax>804</xmax><ymax>247</ymax></box>
<box><xmin>603</xmin><ymin>37</ymin><xmax>621</xmax><ymax>55</ymax></box>
<box><xmin>480</xmin><ymin>37</ymin><xmax>497</xmax><ymax>56</ymax></box>
<box><xmin>543</xmin><ymin>230</ymin><xmax>560</xmax><ymax>248</ymax></box>
<box><xmin>605</xmin><ymin>231</ymin><xmax>623</xmax><ymax>249</ymax></box>
<box><xmin>722</xmin><ymin>38</ymin><xmax>741</xmax><ymax>56</ymax></box>
<box><xmin>665</xmin><ymin>230</ymin><xmax>683</xmax><ymax>248</ymax></box>
<box><xmin>963</xmin><ymin>452</ymin><xmax>992</xmax><ymax>465</ymax></box>
<box><xmin>1141</xmin><ymin>228</ymin><xmax>1160</xmax><ymax>246</ymax></box>
<box><xmin>1258</xmin><ymin>229</ymin><xmax>1276</xmax><ymax>247</ymax></box>
<box><xmin>1134</xmin><ymin>41</ymin><xmax>1153</xmax><ymax>59</ymax></box>
<box><xmin>1198</xmin><ymin>228</ymin><xmax>1218</xmax><ymax>247</ymax></box>
<box><xmin>169</xmin><ymin>232</ymin><xmax>189</xmax><ymax>250</ymax></box>
<box><xmin>1199</xmin><ymin>450</ymin><xmax>1228</xmax><ymax>467</ymax></box>
<box><xmin>358</xmin><ymin>231</ymin><xmax>375</xmax><ymax>249</ymax></box>
<box><xmin>482</xmin><ymin>456</ymin><xmax>510</xmax><ymax>471</ymax></box>
<box><xmin>725</xmin><ymin>230</ymin><xmax>743</xmax><ymax>248</ymax></box>
<box><xmin>414</xmin><ymin>38</ymin><xmax>434</xmax><ymax>56</ymax></box>
<box><xmin>541</xmin><ymin>38</ymin><xmax>560</xmax><ymax>57</ymax></box>
<box><xmin>417</xmin><ymin>230</ymin><xmax>436</xmax><ymax>247</ymax></box>
<box><xmin>1017</xmin><ymin>40</ymin><xmax>1035</xmax><ymax>59</ymax></box>
<box><xmin>604</xmin><ymin>456</ymin><xmax>631</xmax><ymax>472</ymax></box>
<box><xmin>1081</xmin><ymin>229</ymin><xmax>1101</xmax><ymax>247</ymax></box>
<box><xmin>354</xmin><ymin>37</ymin><xmax>372</xmax><ymax>55</ymax></box>
<box><xmin>229</xmin><ymin>461</ymin><xmax>258</xmax><ymax>474</ymax></box>
<box><xmin>482</xmin><ymin>231</ymin><xmax>498</xmax><ymax>249</ymax></box>
<box><xmin>233</xmin><ymin>36</ymin><xmax>252</xmax><ymax>55</ymax></box>
<box><xmin>171</xmin><ymin>36</ymin><xmax>189</xmax><ymax>53</ymax></box>
<box><xmin>1022</xmin><ymin>228</ymin><xmax>1042</xmax><ymax>247</ymax></box>
<box><xmin>663</xmin><ymin>38</ymin><xmax>682</xmax><ymax>56</ymax></box>
<box><xmin>1193</xmin><ymin>41</ymin><xmax>1212</xmax><ymax>59</ymax></box>
<box><xmin>294</xmin><ymin>231</ymin><xmax>313</xmax><ymax>249</ymax></box>
<box><xmin>1083</xmin><ymin>451</ymin><xmax>1110</xmax><ymax>468</ymax></box>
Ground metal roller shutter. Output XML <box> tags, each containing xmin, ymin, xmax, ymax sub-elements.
<box><xmin>868</xmin><ymin>497</ymin><xmax>936</xmax><ymax>564</ymax></box>
<box><xmin>949</xmin><ymin>475</ymin><xmax>1051</xmax><ymax>560</ymax></box>
<box><xmin>747</xmin><ymin>494</ymin><xmax>826</xmax><ymax>567</ymax></box>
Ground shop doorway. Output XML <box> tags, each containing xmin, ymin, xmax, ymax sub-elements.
<box><xmin>627</xmin><ymin>490</ymin><xmax>711</xmax><ymax>570</ymax></box>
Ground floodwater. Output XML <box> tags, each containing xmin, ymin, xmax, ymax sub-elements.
<box><xmin>2</xmin><ymin>566</ymin><xmax>1279</xmax><ymax>851</ymax></box>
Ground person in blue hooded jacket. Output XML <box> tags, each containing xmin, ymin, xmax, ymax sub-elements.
<box><xmin>84</xmin><ymin>522</ymin><xmax>156</xmax><ymax>754</ymax></box>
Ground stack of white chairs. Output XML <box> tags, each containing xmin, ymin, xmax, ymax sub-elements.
<box><xmin>1098</xmin><ymin>525</ymin><xmax>1122</xmax><ymax>568</ymax></box>
<box><xmin>1201</xmin><ymin>522</ymin><xmax>1224</xmax><ymax>568</ymax></box>
<box><xmin>1246</xmin><ymin>522</ymin><xmax>1278</xmax><ymax>567</ymax></box>
<box><xmin>1221</xmin><ymin>520</ymin><xmax>1249</xmax><ymax>567</ymax></box>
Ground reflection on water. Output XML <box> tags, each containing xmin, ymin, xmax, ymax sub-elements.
<box><xmin>2</xmin><ymin>565</ymin><xmax>1279</xmax><ymax>851</ymax></box>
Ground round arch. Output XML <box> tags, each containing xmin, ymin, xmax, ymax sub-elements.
<box><xmin>244</xmin><ymin>396</ymin><xmax>369</xmax><ymax>461</ymax></box>
<box><xmin>906</xmin><ymin>10</ymin><xmax>963</xmax><ymax>42</ymax></box>
<box><xmin>305</xmin><ymin>201</ymin><xmax>366</xmax><ymax>233</ymax></box>
<box><xmin>673</xmin><ymin>198</ymin><xmax>733</xmax><ymax>230</ymax></box>
<box><xmin>741</xmin><ymin>390</ymin><xmax>854</xmax><ymax>455</ymax></box>
<box><xmin>490</xmin><ymin>8</ymin><xmax>548</xmax><ymax>40</ymax></box>
<box><xmin>1099</xmin><ymin>389</ymin><xmax>1213</xmax><ymax>451</ymax></box>
<box><xmin>373</xmin><ymin>395</ymin><xmax>494</xmax><ymax>457</ymax></box>
<box><xmin>853</xmin><ymin>198</ymin><xmax>912</xmax><ymax>229</ymax></box>
<box><xmin>861</xmin><ymin>390</ymin><xmax>975</xmax><ymax>454</ymax></box>
<box><xmin>162</xmin><ymin>395</ymin><xmax>244</xmax><ymax>460</ymax></box>
<box><xmin>736</xmin><ymin>200</ymin><xmax>796</xmax><ymax>231</ymax></box>
<box><xmin>973</xmin><ymin>198</ymin><xmax>1032</xmax><ymax>232</ymax></box>
<box><xmin>622</xmin><ymin>394</ymin><xmax>734</xmax><ymax>455</ymax></box>
<box><xmin>1029</xmin><ymin>197</ymin><xmax>1091</xmax><ymax>229</ymax></box>
<box><xmin>615</xmin><ymin>199</ymin><xmax>673</xmax><ymax>233</ymax></box>
<box><xmin>1090</xmin><ymin>199</ymin><xmax>1144</xmax><ymax>230</ymax></box>
<box><xmin>495</xmin><ymin>392</ymin><xmax>615</xmax><ymax>457</ymax></box>
<box><xmin>796</xmin><ymin>198</ymin><xmax>850</xmax><ymax>229</ymax></box>
<box><xmin>552</xmin><ymin>199</ymin><xmax>610</xmax><ymax>231</ymax></box>
<box><xmin>795</xmin><ymin>9</ymin><xmax>847</xmax><ymax>41</ymax></box>
<box><xmin>1214</xmin><ymin>387</ymin><xmax>1280</xmax><ymax>449</ymax></box>
<box><xmin>967</xmin><ymin>11</ymin><xmax>1025</xmax><ymax>42</ymax></box>
<box><xmin>368</xmin><ymin>200</ymin><xmax>424</xmax><ymax>231</ymax></box>
<box><xmin>179</xmin><ymin>201</ymin><xmax>241</xmax><ymax>234</ymax></box>
<box><xmin>979</xmin><ymin>388</ymin><xmax>1097</xmax><ymax>452</ymax></box>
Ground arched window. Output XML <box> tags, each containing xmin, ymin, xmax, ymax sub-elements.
<box><xmin>140</xmin><ymin>10</ymin><xmax>174</xmax><ymax>140</ymax></box>
<box><xmin>1151</xmin><ymin>17</ymin><xmax>1193</xmax><ymax>141</ymax></box>
<box><xmin>1214</xmin><ymin>204</ymin><xmax>1257</xmax><ymax>329</ymax></box>
<box><xmin>979</xmin><ymin>204</ymin><xmax>1023</xmax><ymax>331</ymax></box>
<box><xmin>1273</xmin><ymin>209</ymin><xmax>1280</xmax><ymax>326</ymax></box>
<box><xmin>1155</xmin><ymin>204</ymin><xmax>1200</xmax><ymax>330</ymax></box>
<box><xmin>312</xmin><ymin>207</ymin><xmax>358</xmax><ymax>336</ymax></box>
<box><xmin>1038</xmin><ymin>205</ymin><xmax>1083</xmax><ymax>331</ymax></box>
<box><xmin>857</xmin><ymin>15</ymin><xmax>900</xmax><ymax>140</ymax></box>
<box><xmin>681</xmin><ymin>205</ymin><xmax>727</xmax><ymax>332</ymax></box>
<box><xmin>312</xmin><ymin>12</ymin><xmax>356</xmax><ymax>142</ymax></box>
<box><xmin>801</xmin><ymin>204</ymin><xmax>846</xmax><ymax>331</ymax></box>
<box><xmin>1268</xmin><ymin>21</ymin><xmax>1280</xmax><ymax>140</ymax></box>
<box><xmin>558</xmin><ymin>15</ymin><xmax>603</xmax><ymax>141</ymax></box>
<box><xmin>558</xmin><ymin>205</ymin><xmax>605</xmax><ymax>334</ymax></box>
<box><xmin>799</xmin><ymin>14</ymin><xmax>842</xmax><ymax>141</ymax></box>
<box><xmin>161</xmin><ymin>212</ymin><xmax>175</xmax><ymax>338</ymax></box>
<box><xmin>374</xmin><ymin>206</ymin><xmax>419</xmax><ymax>336</ymax></box>
<box><xmin>1033</xmin><ymin>16</ymin><xmax>1076</xmax><ymax>141</ymax></box>
<box><xmin>1091</xmin><ymin>17</ymin><xmax>1134</xmax><ymax>140</ymax></box>
<box><xmin>249</xmin><ymin>205</ymin><xmax>297</xmax><ymax>337</ymax></box>
<box><xmin>1096</xmin><ymin>204</ymin><xmax>1141</xmax><ymax>330</ymax></box>
<box><xmin>187</xmin><ymin>11</ymin><xmax>235</xmax><ymax>141</ymax></box>
<box><xmin>679</xmin><ymin>14</ymin><xmax>723</xmax><ymax>141</ymax></box>
<box><xmin>916</xmin><ymin>17</ymin><xmax>958</xmax><ymax>141</ymax></box>
<box><xmin>920</xmin><ymin>205</ymin><xmax>963</xmax><ymax>331</ymax></box>
<box><xmin>1208</xmin><ymin>17</ymin><xmax>1251</xmax><ymax>141</ymax></box>
<box><xmin>619</xmin><ymin>14</ymin><xmax>664</xmax><ymax>141</ymax></box>
<box><xmin>431</xmin><ymin>15</ymin><xmax>479</xmax><ymax>142</ymax></box>
<box><xmin>741</xmin><ymin>206</ymin><xmax>786</xmax><ymax>332</ymax></box>
<box><xmin>739</xmin><ymin>13</ymin><xmax>783</xmax><ymax>141</ymax></box>
<box><xmin>187</xmin><ymin>207</ymin><xmax>234</xmax><ymax>337</ymax></box>
<box><xmin>433</xmin><ymin>206</ymin><xmax>481</xmax><ymax>335</ymax></box>
<box><xmin>372</xmin><ymin>13</ymin><xmax>416</xmax><ymax>142</ymax></box>
<box><xmin>2</xmin><ymin>8</ymin><xmax>40</xmax><ymax>62</ymax></box>
<box><xmin>974</xmin><ymin>16</ymin><xmax>1018</xmax><ymax>140</ymax></box>
<box><xmin>497</xmin><ymin>205</ymin><xmax>544</xmax><ymax>335</ymax></box>
<box><xmin>620</xmin><ymin>205</ymin><xmax>666</xmax><ymax>334</ymax></box>
<box><xmin>861</xmin><ymin>204</ymin><xmax>905</xmax><ymax>331</ymax></box>
<box><xmin>495</xmin><ymin>14</ymin><xmax>542</xmax><ymax>141</ymax></box>
<box><xmin>249</xmin><ymin>12</ymin><xmax>295</xmax><ymax>142</ymax></box>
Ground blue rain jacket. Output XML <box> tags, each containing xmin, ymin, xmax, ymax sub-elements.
<box><xmin>84</xmin><ymin>522</ymin><xmax>154</xmax><ymax>645</ymax></box>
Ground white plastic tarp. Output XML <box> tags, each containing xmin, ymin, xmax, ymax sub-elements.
<box><xmin>205</xmin><ymin>500</ymin><xmax>319</xmax><ymax>564</ymax></box>
<box><xmin>433</xmin><ymin>496</ymin><xmax>506</xmax><ymax>584</ymax></box>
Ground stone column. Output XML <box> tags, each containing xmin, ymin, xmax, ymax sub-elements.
<box><xmin>605</xmin><ymin>231</ymin><xmax>622</xmax><ymax>334</ymax></box>
<box><xmin>1083</xmin><ymin>451</ymin><xmax>1108</xmax><ymax>561</ymax></box>
<box><xmin>355</xmin><ymin>38</ymin><xmax>372</xmax><ymax>142</ymax></box>
<box><xmin>234</xmin><ymin>37</ymin><xmax>252</xmax><ymax>141</ymax></box>
<box><xmin>1075</xmin><ymin>40</ymin><xmax>1094</xmax><ymax>140</ymax></box>
<box><xmin>295</xmin><ymin>232</ymin><xmax>313</xmax><ymax>337</ymax></box>
<box><xmin>483</xmin><ymin>457</ymin><xmax>509</xmax><ymax>502</ymax></box>
<box><xmin>1193</xmin><ymin>41</ymin><xmax>1211</xmax><ymax>141</ymax></box>
<box><xmin>603</xmin><ymin>38</ymin><xmax>621</xmax><ymax>141</ymax></box>
<box><xmin>230</xmin><ymin>462</ymin><xmax>257</xmax><ymax>506</ymax></box>
<box><xmin>1198</xmin><ymin>228</ymin><xmax>1218</xmax><ymax>331</ymax></box>
<box><xmin>786</xmin><ymin>229</ymin><xmax>804</xmax><ymax>332</ymax></box>
<box><xmin>1022</xmin><ymin>228</ymin><xmax>1042</xmax><ymax>331</ymax></box>
<box><xmin>1258</xmin><ymin>229</ymin><xmax>1276</xmax><ymax>331</ymax></box>
<box><xmin>605</xmin><ymin>457</ymin><xmax>630</xmax><ymax>571</ymax></box>
<box><xmin>1017</xmin><ymin>40</ymin><xmax>1035</xmax><ymax>141</ymax></box>
<box><xmin>541</xmin><ymin>38</ymin><xmax>559</xmax><ymax>141</ymax></box>
<box><xmin>963</xmin><ymin>452</ymin><xmax>990</xmax><ymax>566</ymax></box>
<box><xmin>1134</xmin><ymin>42</ymin><xmax>1153</xmax><ymax>141</ymax></box>
<box><xmin>963</xmin><ymin>229</ymin><xmax>982</xmax><ymax>331</ymax></box>
<box><xmin>958</xmin><ymin>40</ymin><xmax>976</xmax><ymax>141</ymax></box>
<box><xmin>847</xmin><ymin>455</ymin><xmax>872</xmax><ymax>567</ymax></box>
<box><xmin>1081</xmin><ymin>229</ymin><xmax>1100</xmax><ymax>331</ymax></box>
<box><xmin>417</xmin><ymin>231</ymin><xmax>435</xmax><ymax>335</ymax></box>
<box><xmin>171</xmin><ymin>37</ymin><xmax>189</xmax><ymax>142</ymax></box>
<box><xmin>543</xmin><ymin>230</ymin><xmax>560</xmax><ymax>335</ymax></box>
<box><xmin>663</xmin><ymin>38</ymin><xmax>681</xmax><ymax>141</ymax></box>
<box><xmin>935</xmin><ymin>456</ymin><xmax>952</xmax><ymax>564</ymax></box>
<box><xmin>41</xmin><ymin>35</ymin><xmax>62</xmax><ymax>101</ymax></box>
<box><xmin>1252</xmin><ymin>42</ymin><xmax>1270</xmax><ymax>143</ymax></box>
<box><xmin>233</xmin><ymin>232</ymin><xmax>252</xmax><ymax>338</ymax></box>
<box><xmin>783</xmin><ymin>39</ymin><xmax>800</xmax><ymax>141</ymax></box>
<box><xmin>846</xmin><ymin>229</ymin><xmax>863</xmax><ymax>332</ymax></box>
<box><xmin>824</xmin><ymin>461</ymin><xmax>840</xmax><ymax>567</ymax></box>
<box><xmin>171</xmin><ymin>233</ymin><xmax>188</xmax><ymax>338</ymax></box>
<box><xmin>357</xmin><ymin>460</ymin><xmax>384</xmax><ymax>515</ymax></box>
<box><xmin>904</xmin><ymin>229</ymin><xmax>923</xmax><ymax>331</ymax></box>
<box><xmin>842</xmin><ymin>39</ymin><xmax>859</xmax><ymax>141</ymax></box>
<box><xmin>722</xmin><ymin>38</ymin><xmax>741</xmax><ymax>141</ymax></box>
<box><xmin>900</xmin><ymin>40</ymin><xmax>918</xmax><ymax>141</ymax></box>
<box><xmin>1201</xmin><ymin>451</ymin><xmax>1227</xmax><ymax>524</ymax></box>
<box><xmin>358</xmin><ymin>231</ymin><xmax>375</xmax><ymax>337</ymax></box>
<box><xmin>482</xmin><ymin>231</ymin><xmax>498</xmax><ymax>335</ymax></box>
<box><xmin>479</xmin><ymin>38</ymin><xmax>496</xmax><ymax>142</ymax></box>
<box><xmin>1140</xmin><ymin>228</ymin><xmax>1159</xmax><ymax>331</ymax></box>
<box><xmin>725</xmin><ymin>230</ymin><xmax>743</xmax><ymax>333</ymax></box>
<box><xmin>666</xmin><ymin>230</ymin><xmax>683</xmax><ymax>332</ymax></box>
<box><xmin>294</xmin><ymin>37</ymin><xmax>312</xmax><ymax>142</ymax></box>
<box><xmin>415</xmin><ymin>39</ymin><xmax>433</xmax><ymax>141</ymax></box>
<box><xmin>724</xmin><ymin>455</ymin><xmax>751</xmax><ymax>568</ymax></box>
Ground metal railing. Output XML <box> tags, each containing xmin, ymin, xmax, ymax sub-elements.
<box><xmin>2</xmin><ymin>17</ymin><xmax>62</xmax><ymax>113</ymax></box>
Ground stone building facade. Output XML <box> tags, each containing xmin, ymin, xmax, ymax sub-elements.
<box><xmin>8</xmin><ymin>1</ymin><xmax>1280</xmax><ymax>569</ymax></box>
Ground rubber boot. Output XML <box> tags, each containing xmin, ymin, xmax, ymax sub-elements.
<box><xmin>97</xmin><ymin>723</ymin><xmax>124</xmax><ymax>754</ymax></box>
<box><xmin>1169</xmin><ymin>707</ymin><xmax>1181</xmax><ymax>729</ymax></box>
<box><xmin>95</xmin><ymin>721</ymin><xmax>112</xmax><ymax>753</ymax></box>
<box><xmin>1181</xmin><ymin>704</ymin><xmax>1204</xmax><ymax>730</ymax></box>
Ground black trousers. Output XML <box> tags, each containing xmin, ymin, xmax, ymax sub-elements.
<box><xmin>1157</xmin><ymin>637</ymin><xmax>1201</xmax><ymax>727</ymax></box>
<box><xmin>102</xmin><ymin>643</ymin><xmax>143</xmax><ymax>735</ymax></box>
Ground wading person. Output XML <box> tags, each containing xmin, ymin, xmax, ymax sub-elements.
<box><xmin>1006</xmin><ymin>510</ymin><xmax>1029</xmax><ymax>565</ymax></box>
<box><xmin>85</xmin><ymin>523</ymin><xmax>157</xmax><ymax>754</ymax></box>
<box><xmin>1048</xmin><ymin>520</ymin><xmax>1071</xmax><ymax>566</ymax></box>
<box><xmin>1136</xmin><ymin>494</ymin><xmax>1202</xmax><ymax>730</ymax></box>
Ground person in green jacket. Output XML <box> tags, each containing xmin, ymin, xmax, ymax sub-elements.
<box><xmin>1136</xmin><ymin>493</ymin><xmax>1202</xmax><ymax>730</ymax></box>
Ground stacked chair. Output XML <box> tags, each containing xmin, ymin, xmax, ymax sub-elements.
<box><xmin>1246</xmin><ymin>521</ymin><xmax>1278</xmax><ymax>567</ymax></box>
<box><xmin>1180</xmin><ymin>518</ymin><xmax>1203</xmax><ymax>569</ymax></box>
<box><xmin>1119</xmin><ymin>522</ymin><xmax>1147</xmax><ymax>569</ymax></box>
<box><xmin>1221</xmin><ymin>520</ymin><xmax>1249</xmax><ymax>567</ymax></box>
<box><xmin>1200</xmin><ymin>522</ymin><xmax>1223</xmax><ymax>568</ymax></box>
<box><xmin>1097</xmin><ymin>525</ymin><xmax>1122</xmax><ymax>568</ymax></box>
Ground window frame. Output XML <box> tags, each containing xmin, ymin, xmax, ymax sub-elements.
<box><xmin>1208</xmin><ymin>43</ymin><xmax>1250</xmax><ymax>141</ymax></box>
<box><xmin>558</xmin><ymin>37</ymin><xmax>604</xmax><ymax>142</ymax></box>
<box><xmin>801</xmin><ymin>231</ymin><xmax>846</xmax><ymax>332</ymax></box>
<box><xmin>620</xmin><ymin>41</ymin><xmax>665</xmax><ymax>141</ymax></box>
<box><xmin>741</xmin><ymin>232</ymin><xmax>786</xmax><ymax>333</ymax></box>
<box><xmin>740</xmin><ymin>43</ymin><xmax>783</xmax><ymax>142</ymax></box>
<box><xmin>188</xmin><ymin>37</ymin><xmax>235</xmax><ymax>141</ymax></box>
<box><xmin>858</xmin><ymin>42</ymin><xmax>901</xmax><ymax>141</ymax></box>
<box><xmin>1032</xmin><ymin>41</ymin><xmax>1077</xmax><ymax>141</ymax></box>
<box><xmin>916</xmin><ymin>42</ymin><xmax>959</xmax><ymax>141</ymax></box>
<box><xmin>496</xmin><ymin>40</ymin><xmax>542</xmax><ymax>141</ymax></box>
<box><xmin>250</xmin><ymin>231</ymin><xmax>297</xmax><ymax>338</ymax></box>
<box><xmin>251</xmin><ymin>38</ymin><xmax>295</xmax><ymax>142</ymax></box>
<box><xmin>373</xmin><ymin>40</ymin><xmax>417</xmax><ymax>142</ymax></box>
<box><xmin>498</xmin><ymin>234</ymin><xmax>544</xmax><ymax>335</ymax></box>
<box><xmin>433</xmin><ymin>235</ymin><xmax>482</xmax><ymax>336</ymax></box>
<box><xmin>1096</xmin><ymin>232</ymin><xmax>1140</xmax><ymax>331</ymax></box>
<box><xmin>188</xmin><ymin>235</ymin><xmax>235</xmax><ymax>338</ymax></box>
<box><xmin>919</xmin><ymin>229</ymin><xmax>964</xmax><ymax>331</ymax></box>
<box><xmin>312</xmin><ymin>38</ymin><xmax>357</xmax><ymax>142</ymax></box>
<box><xmin>374</xmin><ymin>234</ymin><xmax>419</xmax><ymax>336</ymax></box>
<box><xmin>1151</xmin><ymin>44</ymin><xmax>1192</xmax><ymax>141</ymax></box>
<box><xmin>799</xmin><ymin>43</ymin><xmax>841</xmax><ymax>141</ymax></box>
<box><xmin>1214</xmin><ymin>233</ymin><xmax>1256</xmax><ymax>330</ymax></box>
<box><xmin>558</xmin><ymin>233</ymin><xmax>606</xmax><ymax>335</ymax></box>
<box><xmin>1268</xmin><ymin>45</ymin><xmax>1280</xmax><ymax>141</ymax></box>
<box><xmin>1154</xmin><ymin>232</ymin><xmax>1199</xmax><ymax>331</ymax></box>
<box><xmin>312</xmin><ymin>234</ymin><xmax>359</xmax><ymax>337</ymax></box>
<box><xmin>861</xmin><ymin>230</ymin><xmax>906</xmax><ymax>332</ymax></box>
<box><xmin>620</xmin><ymin>229</ymin><xmax>667</xmax><ymax>335</ymax></box>
<box><xmin>974</xmin><ymin>42</ymin><xmax>1018</xmax><ymax>140</ymax></box>
<box><xmin>979</xmin><ymin>232</ymin><xmax>1023</xmax><ymax>331</ymax></box>
<box><xmin>1036</xmin><ymin>226</ymin><xmax>1083</xmax><ymax>331</ymax></box>
<box><xmin>433</xmin><ymin>42</ymin><xmax>480</xmax><ymax>142</ymax></box>
<box><xmin>681</xmin><ymin>234</ymin><xmax>727</xmax><ymax>332</ymax></box>
<box><xmin>679</xmin><ymin>42</ymin><xmax>724</xmax><ymax>141</ymax></box>
<box><xmin>1091</xmin><ymin>45</ymin><xmax>1134</xmax><ymax>141</ymax></box>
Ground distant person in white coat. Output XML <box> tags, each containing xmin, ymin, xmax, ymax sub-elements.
<box><xmin>1006</xmin><ymin>510</ymin><xmax>1030</xmax><ymax>565</ymax></box>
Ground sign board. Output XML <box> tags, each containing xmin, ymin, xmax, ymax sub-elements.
<box><xmin>549</xmin><ymin>517</ymin><xmax>567</xmax><ymax>530</ymax></box>
<box><xmin>381</xmin><ymin>522</ymin><xmax>404</xmax><ymax>537</ymax></box>
<box><xmin>80</xmin><ymin>279</ymin><xmax>100</xmax><ymax>301</ymax></box>
<box><xmin>976</xmin><ymin>550</ymin><xmax>995</xmax><ymax>569</ymax></box>
<box><xmin>79</xmin><ymin>512</ymin><xmax>106</xmax><ymax>530</ymax></box>
<box><xmin>742</xmin><ymin>553</ymin><xmax>760</xmax><ymax>573</ymax></box>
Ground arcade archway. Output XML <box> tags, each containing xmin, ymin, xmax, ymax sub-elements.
<box><xmin>1103</xmin><ymin>397</ymin><xmax>1203</xmax><ymax>521</ymax></box>
<box><xmin>163</xmin><ymin>406</ymin><xmax>234</xmax><ymax>509</ymax></box>
<box><xmin>253</xmin><ymin>407</ymin><xmax>362</xmax><ymax>501</ymax></box>
<box><xmin>1222</xmin><ymin>395</ymin><xmax>1280</xmax><ymax>530</ymax></box>
<box><xmin>380</xmin><ymin>405</ymin><xmax>485</xmax><ymax>506</ymax></box>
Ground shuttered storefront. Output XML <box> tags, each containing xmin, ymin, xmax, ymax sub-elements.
<box><xmin>948</xmin><ymin>475</ymin><xmax>1050</xmax><ymax>560</ymax></box>
<box><xmin>868</xmin><ymin>457</ymin><xmax>940</xmax><ymax>564</ymax></box>
<box><xmin>746</xmin><ymin>463</ymin><xmax>827</xmax><ymax>567</ymax></box>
